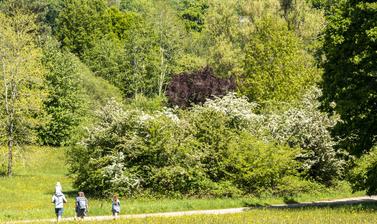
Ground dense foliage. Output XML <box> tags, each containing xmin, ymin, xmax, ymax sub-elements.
<box><xmin>0</xmin><ymin>0</ymin><xmax>373</xmax><ymax>200</ymax></box>
<box><xmin>38</xmin><ymin>38</ymin><xmax>83</xmax><ymax>146</ymax></box>
<box><xmin>349</xmin><ymin>145</ymin><xmax>377</xmax><ymax>195</ymax></box>
<box><xmin>321</xmin><ymin>0</ymin><xmax>377</xmax><ymax>156</ymax></box>
<box><xmin>242</xmin><ymin>16</ymin><xmax>320</xmax><ymax>104</ymax></box>
<box><xmin>265</xmin><ymin>88</ymin><xmax>345</xmax><ymax>185</ymax></box>
<box><xmin>54</xmin><ymin>0</ymin><xmax>113</xmax><ymax>55</ymax></box>
<box><xmin>69</xmin><ymin>92</ymin><xmax>339</xmax><ymax>197</ymax></box>
<box><xmin>69</xmin><ymin>99</ymin><xmax>293</xmax><ymax>197</ymax></box>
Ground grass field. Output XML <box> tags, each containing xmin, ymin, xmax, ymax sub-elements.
<box><xmin>0</xmin><ymin>146</ymin><xmax>369</xmax><ymax>222</ymax></box>
<box><xmin>23</xmin><ymin>207</ymin><xmax>377</xmax><ymax>224</ymax></box>
<box><xmin>106</xmin><ymin>208</ymin><xmax>377</xmax><ymax>224</ymax></box>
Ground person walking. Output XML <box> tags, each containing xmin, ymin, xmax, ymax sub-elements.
<box><xmin>76</xmin><ymin>191</ymin><xmax>88</xmax><ymax>220</ymax></box>
<box><xmin>112</xmin><ymin>194</ymin><xmax>121</xmax><ymax>219</ymax></box>
<box><xmin>51</xmin><ymin>186</ymin><xmax>67</xmax><ymax>222</ymax></box>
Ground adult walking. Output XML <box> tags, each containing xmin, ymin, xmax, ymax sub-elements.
<box><xmin>51</xmin><ymin>184</ymin><xmax>67</xmax><ymax>222</ymax></box>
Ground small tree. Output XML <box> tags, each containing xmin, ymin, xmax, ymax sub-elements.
<box><xmin>0</xmin><ymin>12</ymin><xmax>45</xmax><ymax>176</ymax></box>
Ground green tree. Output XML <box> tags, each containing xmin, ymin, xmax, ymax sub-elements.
<box><xmin>241</xmin><ymin>16</ymin><xmax>320</xmax><ymax>104</ymax></box>
<box><xmin>0</xmin><ymin>12</ymin><xmax>45</xmax><ymax>176</ymax></box>
<box><xmin>119</xmin><ymin>0</ymin><xmax>152</xmax><ymax>13</ymax></box>
<box><xmin>54</xmin><ymin>0</ymin><xmax>111</xmax><ymax>55</ymax></box>
<box><xmin>173</xmin><ymin>0</ymin><xmax>208</xmax><ymax>32</ymax></box>
<box><xmin>82</xmin><ymin>36</ymin><xmax>128</xmax><ymax>92</ymax></box>
<box><xmin>349</xmin><ymin>146</ymin><xmax>377</xmax><ymax>195</ymax></box>
<box><xmin>121</xmin><ymin>19</ymin><xmax>160</xmax><ymax>97</ymax></box>
<box><xmin>321</xmin><ymin>0</ymin><xmax>377</xmax><ymax>156</ymax></box>
<box><xmin>147</xmin><ymin>0</ymin><xmax>186</xmax><ymax>96</ymax></box>
<box><xmin>117</xmin><ymin>1</ymin><xmax>187</xmax><ymax>97</ymax></box>
<box><xmin>38</xmin><ymin>38</ymin><xmax>83</xmax><ymax>146</ymax></box>
<box><xmin>278</xmin><ymin>0</ymin><xmax>326</xmax><ymax>54</ymax></box>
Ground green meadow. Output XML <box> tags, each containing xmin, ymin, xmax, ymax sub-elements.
<box><xmin>0</xmin><ymin>146</ymin><xmax>369</xmax><ymax>223</ymax></box>
<box><xmin>23</xmin><ymin>208</ymin><xmax>377</xmax><ymax>224</ymax></box>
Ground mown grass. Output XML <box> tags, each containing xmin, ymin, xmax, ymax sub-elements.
<box><xmin>0</xmin><ymin>146</ymin><xmax>368</xmax><ymax>222</ymax></box>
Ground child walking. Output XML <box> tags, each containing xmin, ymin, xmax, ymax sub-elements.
<box><xmin>76</xmin><ymin>191</ymin><xmax>88</xmax><ymax>220</ymax></box>
<box><xmin>112</xmin><ymin>194</ymin><xmax>121</xmax><ymax>219</ymax></box>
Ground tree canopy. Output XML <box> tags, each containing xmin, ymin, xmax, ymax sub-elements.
<box><xmin>321</xmin><ymin>0</ymin><xmax>377</xmax><ymax>156</ymax></box>
<box><xmin>1</xmin><ymin>0</ymin><xmax>374</xmax><ymax>200</ymax></box>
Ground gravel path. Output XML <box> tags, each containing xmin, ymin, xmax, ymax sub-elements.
<box><xmin>6</xmin><ymin>196</ymin><xmax>377</xmax><ymax>223</ymax></box>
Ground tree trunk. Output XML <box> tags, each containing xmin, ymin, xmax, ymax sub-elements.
<box><xmin>158</xmin><ymin>47</ymin><xmax>165</xmax><ymax>97</ymax></box>
<box><xmin>7</xmin><ymin>138</ymin><xmax>13</xmax><ymax>176</ymax></box>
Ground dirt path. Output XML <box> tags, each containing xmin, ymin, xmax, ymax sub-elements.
<box><xmin>6</xmin><ymin>196</ymin><xmax>377</xmax><ymax>223</ymax></box>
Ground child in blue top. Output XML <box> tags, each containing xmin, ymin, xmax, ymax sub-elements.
<box><xmin>112</xmin><ymin>194</ymin><xmax>121</xmax><ymax>219</ymax></box>
<box><xmin>76</xmin><ymin>191</ymin><xmax>88</xmax><ymax>220</ymax></box>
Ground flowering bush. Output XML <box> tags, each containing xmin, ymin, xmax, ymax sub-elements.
<box><xmin>264</xmin><ymin>88</ymin><xmax>345</xmax><ymax>184</ymax></box>
<box><xmin>68</xmin><ymin>90</ymin><xmax>343</xmax><ymax>197</ymax></box>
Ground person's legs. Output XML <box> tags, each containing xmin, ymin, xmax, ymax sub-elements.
<box><xmin>55</xmin><ymin>208</ymin><xmax>59</xmax><ymax>221</ymax></box>
<box><xmin>78</xmin><ymin>209</ymin><xmax>85</xmax><ymax>220</ymax></box>
<box><xmin>55</xmin><ymin>208</ymin><xmax>63</xmax><ymax>222</ymax></box>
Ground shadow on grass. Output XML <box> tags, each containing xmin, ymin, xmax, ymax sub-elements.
<box><xmin>242</xmin><ymin>196</ymin><xmax>299</xmax><ymax>207</ymax></box>
<box><xmin>273</xmin><ymin>201</ymin><xmax>377</xmax><ymax>212</ymax></box>
<box><xmin>283</xmin><ymin>197</ymin><xmax>298</xmax><ymax>204</ymax></box>
<box><xmin>243</xmin><ymin>197</ymin><xmax>377</xmax><ymax>211</ymax></box>
<box><xmin>242</xmin><ymin>202</ymin><xmax>271</xmax><ymax>208</ymax></box>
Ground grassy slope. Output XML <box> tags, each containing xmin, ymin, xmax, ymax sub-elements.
<box><xmin>0</xmin><ymin>146</ymin><xmax>367</xmax><ymax>222</ymax></box>
<box><xmin>0</xmin><ymin>147</ymin><xmax>74</xmax><ymax>221</ymax></box>
<box><xmin>75</xmin><ymin>56</ymin><xmax>123</xmax><ymax>108</ymax></box>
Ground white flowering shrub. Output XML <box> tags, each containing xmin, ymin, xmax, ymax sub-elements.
<box><xmin>103</xmin><ymin>152</ymin><xmax>142</xmax><ymax>195</ymax></box>
<box><xmin>69</xmin><ymin>99</ymin><xmax>206</xmax><ymax>196</ymax></box>
<box><xmin>68</xmin><ymin>90</ymin><xmax>343</xmax><ymax>197</ymax></box>
<box><xmin>265</xmin><ymin>87</ymin><xmax>345</xmax><ymax>184</ymax></box>
<box><xmin>201</xmin><ymin>92</ymin><xmax>265</xmax><ymax>133</ymax></box>
<box><xmin>69</xmin><ymin>95</ymin><xmax>306</xmax><ymax>197</ymax></box>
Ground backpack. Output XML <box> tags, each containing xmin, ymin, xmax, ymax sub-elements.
<box><xmin>77</xmin><ymin>197</ymin><xmax>86</xmax><ymax>209</ymax></box>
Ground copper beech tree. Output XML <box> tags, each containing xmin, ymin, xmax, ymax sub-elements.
<box><xmin>166</xmin><ymin>67</ymin><xmax>236</xmax><ymax>108</ymax></box>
